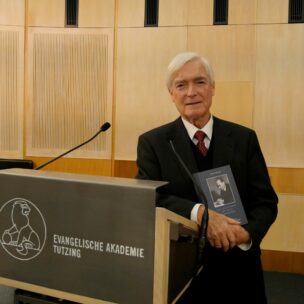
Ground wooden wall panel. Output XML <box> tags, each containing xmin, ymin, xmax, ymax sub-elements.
<box><xmin>117</xmin><ymin>0</ymin><xmax>144</xmax><ymax>27</ymax></box>
<box><xmin>256</xmin><ymin>0</ymin><xmax>289</xmax><ymax>24</ymax></box>
<box><xmin>262</xmin><ymin>250</ymin><xmax>304</xmax><ymax>273</ymax></box>
<box><xmin>78</xmin><ymin>0</ymin><xmax>115</xmax><ymax>28</ymax></box>
<box><xmin>28</xmin><ymin>0</ymin><xmax>65</xmax><ymax>27</ymax></box>
<box><xmin>29</xmin><ymin>157</ymin><xmax>112</xmax><ymax>176</ymax></box>
<box><xmin>229</xmin><ymin>0</ymin><xmax>257</xmax><ymax>25</ymax></box>
<box><xmin>26</xmin><ymin>28</ymin><xmax>113</xmax><ymax>159</ymax></box>
<box><xmin>114</xmin><ymin>160</ymin><xmax>137</xmax><ymax>178</ymax></box>
<box><xmin>212</xmin><ymin>82</ymin><xmax>254</xmax><ymax>128</ymax></box>
<box><xmin>188</xmin><ymin>25</ymin><xmax>255</xmax><ymax>81</ymax></box>
<box><xmin>261</xmin><ymin>194</ymin><xmax>304</xmax><ymax>253</ymax></box>
<box><xmin>188</xmin><ymin>0</ymin><xmax>213</xmax><ymax>25</ymax></box>
<box><xmin>115</xmin><ymin>27</ymin><xmax>186</xmax><ymax>160</ymax></box>
<box><xmin>0</xmin><ymin>26</ymin><xmax>24</xmax><ymax>158</ymax></box>
<box><xmin>255</xmin><ymin>24</ymin><xmax>304</xmax><ymax>168</ymax></box>
<box><xmin>269</xmin><ymin>168</ymin><xmax>304</xmax><ymax>194</ymax></box>
<box><xmin>113</xmin><ymin>162</ymin><xmax>304</xmax><ymax>197</ymax></box>
<box><xmin>188</xmin><ymin>0</ymin><xmax>257</xmax><ymax>26</ymax></box>
<box><xmin>29</xmin><ymin>0</ymin><xmax>116</xmax><ymax>28</ymax></box>
<box><xmin>159</xmin><ymin>0</ymin><xmax>187</xmax><ymax>26</ymax></box>
<box><xmin>0</xmin><ymin>0</ymin><xmax>24</xmax><ymax>26</ymax></box>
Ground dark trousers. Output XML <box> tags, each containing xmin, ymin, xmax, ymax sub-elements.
<box><xmin>176</xmin><ymin>247</ymin><xmax>267</xmax><ymax>304</ymax></box>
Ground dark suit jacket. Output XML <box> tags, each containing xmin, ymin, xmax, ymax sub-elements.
<box><xmin>136</xmin><ymin>116</ymin><xmax>278</xmax><ymax>250</ymax></box>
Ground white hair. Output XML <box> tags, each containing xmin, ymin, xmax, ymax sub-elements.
<box><xmin>166</xmin><ymin>52</ymin><xmax>215</xmax><ymax>90</ymax></box>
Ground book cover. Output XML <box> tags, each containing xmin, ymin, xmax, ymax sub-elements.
<box><xmin>193</xmin><ymin>165</ymin><xmax>248</xmax><ymax>225</ymax></box>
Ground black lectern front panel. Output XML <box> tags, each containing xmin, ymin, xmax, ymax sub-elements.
<box><xmin>0</xmin><ymin>169</ymin><xmax>165</xmax><ymax>304</ymax></box>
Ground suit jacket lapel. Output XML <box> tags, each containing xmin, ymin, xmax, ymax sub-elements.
<box><xmin>212</xmin><ymin>117</ymin><xmax>234</xmax><ymax>167</ymax></box>
<box><xmin>168</xmin><ymin>117</ymin><xmax>199</xmax><ymax>174</ymax></box>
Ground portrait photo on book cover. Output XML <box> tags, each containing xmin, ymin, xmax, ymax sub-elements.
<box><xmin>207</xmin><ymin>174</ymin><xmax>235</xmax><ymax>208</ymax></box>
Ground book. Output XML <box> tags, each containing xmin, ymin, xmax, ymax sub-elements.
<box><xmin>193</xmin><ymin>165</ymin><xmax>248</xmax><ymax>225</ymax></box>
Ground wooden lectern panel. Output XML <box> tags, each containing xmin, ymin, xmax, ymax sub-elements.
<box><xmin>154</xmin><ymin>208</ymin><xmax>199</xmax><ymax>304</ymax></box>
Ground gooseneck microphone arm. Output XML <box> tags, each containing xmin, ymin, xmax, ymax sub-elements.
<box><xmin>169</xmin><ymin>139</ymin><xmax>209</xmax><ymax>268</ymax></box>
<box><xmin>35</xmin><ymin>122</ymin><xmax>111</xmax><ymax>170</ymax></box>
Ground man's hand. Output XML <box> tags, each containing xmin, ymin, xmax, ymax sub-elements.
<box><xmin>197</xmin><ymin>205</ymin><xmax>251</xmax><ymax>252</ymax></box>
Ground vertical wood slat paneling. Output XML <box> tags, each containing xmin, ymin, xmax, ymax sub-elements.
<box><xmin>27</xmin><ymin>29</ymin><xmax>113</xmax><ymax>159</ymax></box>
<box><xmin>0</xmin><ymin>28</ymin><xmax>23</xmax><ymax>157</ymax></box>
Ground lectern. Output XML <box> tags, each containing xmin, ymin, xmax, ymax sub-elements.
<box><xmin>0</xmin><ymin>169</ymin><xmax>199</xmax><ymax>304</ymax></box>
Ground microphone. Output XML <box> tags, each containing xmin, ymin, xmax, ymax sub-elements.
<box><xmin>35</xmin><ymin>122</ymin><xmax>111</xmax><ymax>170</ymax></box>
<box><xmin>169</xmin><ymin>139</ymin><xmax>208</xmax><ymax>270</ymax></box>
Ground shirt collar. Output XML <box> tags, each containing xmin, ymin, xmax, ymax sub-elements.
<box><xmin>181</xmin><ymin>115</ymin><xmax>213</xmax><ymax>141</ymax></box>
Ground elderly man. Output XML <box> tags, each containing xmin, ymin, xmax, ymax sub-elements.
<box><xmin>136</xmin><ymin>52</ymin><xmax>278</xmax><ymax>303</ymax></box>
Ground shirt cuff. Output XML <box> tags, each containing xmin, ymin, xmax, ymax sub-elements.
<box><xmin>238</xmin><ymin>239</ymin><xmax>252</xmax><ymax>251</ymax></box>
<box><xmin>190</xmin><ymin>203</ymin><xmax>202</xmax><ymax>224</ymax></box>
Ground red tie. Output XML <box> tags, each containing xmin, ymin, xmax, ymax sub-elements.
<box><xmin>194</xmin><ymin>130</ymin><xmax>208</xmax><ymax>156</ymax></box>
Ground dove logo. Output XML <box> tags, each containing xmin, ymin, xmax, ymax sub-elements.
<box><xmin>0</xmin><ymin>198</ymin><xmax>47</xmax><ymax>261</ymax></box>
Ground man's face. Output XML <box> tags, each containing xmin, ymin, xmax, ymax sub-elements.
<box><xmin>169</xmin><ymin>59</ymin><xmax>215</xmax><ymax>128</ymax></box>
<box><xmin>216</xmin><ymin>179</ymin><xmax>225</xmax><ymax>191</ymax></box>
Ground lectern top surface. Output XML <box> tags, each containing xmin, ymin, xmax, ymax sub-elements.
<box><xmin>0</xmin><ymin>168</ymin><xmax>167</xmax><ymax>190</ymax></box>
